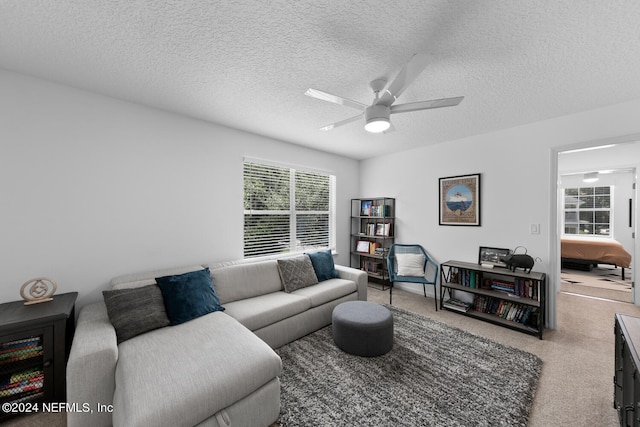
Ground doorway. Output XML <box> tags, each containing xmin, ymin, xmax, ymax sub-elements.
<box><xmin>557</xmin><ymin>144</ymin><xmax>637</xmax><ymax>304</ymax></box>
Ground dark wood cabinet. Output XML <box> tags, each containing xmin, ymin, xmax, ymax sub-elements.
<box><xmin>0</xmin><ymin>292</ymin><xmax>77</xmax><ymax>419</ymax></box>
<box><xmin>614</xmin><ymin>313</ymin><xmax>640</xmax><ymax>427</ymax></box>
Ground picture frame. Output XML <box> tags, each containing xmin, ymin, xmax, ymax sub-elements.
<box><xmin>375</xmin><ymin>222</ymin><xmax>391</xmax><ymax>237</ymax></box>
<box><xmin>439</xmin><ymin>173</ymin><xmax>481</xmax><ymax>226</ymax></box>
<box><xmin>478</xmin><ymin>246</ymin><xmax>511</xmax><ymax>268</ymax></box>
<box><xmin>356</xmin><ymin>240</ymin><xmax>370</xmax><ymax>253</ymax></box>
<box><xmin>361</xmin><ymin>200</ymin><xmax>373</xmax><ymax>216</ymax></box>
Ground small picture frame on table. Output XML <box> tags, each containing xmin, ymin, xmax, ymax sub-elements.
<box><xmin>478</xmin><ymin>246</ymin><xmax>511</xmax><ymax>268</ymax></box>
<box><xmin>375</xmin><ymin>222</ymin><xmax>391</xmax><ymax>237</ymax></box>
<box><xmin>361</xmin><ymin>200</ymin><xmax>373</xmax><ymax>216</ymax></box>
<box><xmin>356</xmin><ymin>240</ymin><xmax>371</xmax><ymax>253</ymax></box>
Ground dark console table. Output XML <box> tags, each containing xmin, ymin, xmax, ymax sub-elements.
<box><xmin>614</xmin><ymin>313</ymin><xmax>640</xmax><ymax>427</ymax></box>
<box><xmin>0</xmin><ymin>292</ymin><xmax>78</xmax><ymax>419</ymax></box>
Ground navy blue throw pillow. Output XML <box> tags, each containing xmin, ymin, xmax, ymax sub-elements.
<box><xmin>307</xmin><ymin>250</ymin><xmax>340</xmax><ymax>282</ymax></box>
<box><xmin>155</xmin><ymin>268</ymin><xmax>224</xmax><ymax>326</ymax></box>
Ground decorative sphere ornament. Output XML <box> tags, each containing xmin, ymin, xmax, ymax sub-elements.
<box><xmin>20</xmin><ymin>277</ymin><xmax>57</xmax><ymax>305</ymax></box>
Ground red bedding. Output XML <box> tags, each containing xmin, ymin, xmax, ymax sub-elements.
<box><xmin>561</xmin><ymin>237</ymin><xmax>631</xmax><ymax>268</ymax></box>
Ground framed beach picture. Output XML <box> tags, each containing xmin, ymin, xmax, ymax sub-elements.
<box><xmin>439</xmin><ymin>173</ymin><xmax>481</xmax><ymax>226</ymax></box>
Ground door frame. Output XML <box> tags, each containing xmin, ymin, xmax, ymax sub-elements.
<box><xmin>550</xmin><ymin>134</ymin><xmax>640</xmax><ymax>329</ymax></box>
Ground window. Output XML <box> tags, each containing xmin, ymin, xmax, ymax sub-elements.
<box><xmin>563</xmin><ymin>186</ymin><xmax>612</xmax><ymax>236</ymax></box>
<box><xmin>243</xmin><ymin>160</ymin><xmax>336</xmax><ymax>258</ymax></box>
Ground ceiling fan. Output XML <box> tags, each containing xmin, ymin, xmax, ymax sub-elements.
<box><xmin>305</xmin><ymin>53</ymin><xmax>464</xmax><ymax>133</ymax></box>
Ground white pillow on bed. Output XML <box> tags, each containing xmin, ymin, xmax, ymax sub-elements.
<box><xmin>396</xmin><ymin>254</ymin><xmax>425</xmax><ymax>277</ymax></box>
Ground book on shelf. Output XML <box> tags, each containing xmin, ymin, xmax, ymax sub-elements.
<box><xmin>0</xmin><ymin>372</ymin><xmax>44</xmax><ymax>398</ymax></box>
<box><xmin>369</xmin><ymin>241</ymin><xmax>380</xmax><ymax>255</ymax></box>
<box><xmin>361</xmin><ymin>259</ymin><xmax>383</xmax><ymax>274</ymax></box>
<box><xmin>472</xmin><ymin>295</ymin><xmax>538</xmax><ymax>327</ymax></box>
<box><xmin>456</xmin><ymin>269</ymin><xmax>481</xmax><ymax>288</ymax></box>
<box><xmin>374</xmin><ymin>247</ymin><xmax>388</xmax><ymax>257</ymax></box>
<box><xmin>488</xmin><ymin>278</ymin><xmax>538</xmax><ymax>300</ymax></box>
<box><xmin>369</xmin><ymin>204</ymin><xmax>391</xmax><ymax>217</ymax></box>
<box><xmin>447</xmin><ymin>271</ymin><xmax>540</xmax><ymax>301</ymax></box>
<box><xmin>0</xmin><ymin>337</ymin><xmax>43</xmax><ymax>365</ymax></box>
<box><xmin>443</xmin><ymin>298</ymin><xmax>472</xmax><ymax>313</ymax></box>
<box><xmin>0</xmin><ymin>350</ymin><xmax>45</xmax><ymax>399</ymax></box>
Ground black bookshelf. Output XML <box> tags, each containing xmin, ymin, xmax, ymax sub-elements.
<box><xmin>440</xmin><ymin>261</ymin><xmax>546</xmax><ymax>339</ymax></box>
<box><xmin>350</xmin><ymin>197</ymin><xmax>395</xmax><ymax>290</ymax></box>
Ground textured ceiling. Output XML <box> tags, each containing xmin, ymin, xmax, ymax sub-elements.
<box><xmin>1</xmin><ymin>1</ymin><xmax>640</xmax><ymax>160</ymax></box>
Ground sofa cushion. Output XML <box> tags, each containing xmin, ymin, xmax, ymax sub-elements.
<box><xmin>113</xmin><ymin>311</ymin><xmax>282</xmax><ymax>427</ymax></box>
<box><xmin>102</xmin><ymin>285</ymin><xmax>170</xmax><ymax>344</ymax></box>
<box><xmin>222</xmin><ymin>292</ymin><xmax>311</xmax><ymax>331</ymax></box>
<box><xmin>277</xmin><ymin>255</ymin><xmax>318</xmax><ymax>293</ymax></box>
<box><xmin>307</xmin><ymin>250</ymin><xmax>340</xmax><ymax>281</ymax></box>
<box><xmin>291</xmin><ymin>278</ymin><xmax>357</xmax><ymax>308</ymax></box>
<box><xmin>210</xmin><ymin>260</ymin><xmax>283</xmax><ymax>304</ymax></box>
<box><xmin>155</xmin><ymin>268</ymin><xmax>224</xmax><ymax>325</ymax></box>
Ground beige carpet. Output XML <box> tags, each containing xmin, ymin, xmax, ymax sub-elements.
<box><xmin>368</xmin><ymin>285</ymin><xmax>640</xmax><ymax>427</ymax></box>
<box><xmin>561</xmin><ymin>265</ymin><xmax>632</xmax><ymax>303</ymax></box>
<box><xmin>6</xmin><ymin>284</ymin><xmax>640</xmax><ymax>427</ymax></box>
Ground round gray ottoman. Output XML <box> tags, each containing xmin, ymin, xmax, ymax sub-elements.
<box><xmin>332</xmin><ymin>301</ymin><xmax>393</xmax><ymax>357</ymax></box>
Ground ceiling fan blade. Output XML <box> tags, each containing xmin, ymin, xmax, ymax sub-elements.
<box><xmin>319</xmin><ymin>113</ymin><xmax>363</xmax><ymax>131</ymax></box>
<box><xmin>390</xmin><ymin>96</ymin><xmax>464</xmax><ymax>114</ymax></box>
<box><xmin>305</xmin><ymin>88</ymin><xmax>367</xmax><ymax>111</ymax></box>
<box><xmin>376</xmin><ymin>53</ymin><xmax>431</xmax><ymax>106</ymax></box>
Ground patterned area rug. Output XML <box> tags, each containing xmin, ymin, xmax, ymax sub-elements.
<box><xmin>276</xmin><ymin>305</ymin><xmax>541</xmax><ymax>427</ymax></box>
<box><xmin>561</xmin><ymin>265</ymin><xmax>632</xmax><ymax>302</ymax></box>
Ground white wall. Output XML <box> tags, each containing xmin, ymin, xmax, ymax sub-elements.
<box><xmin>0</xmin><ymin>70</ymin><xmax>359</xmax><ymax>309</ymax></box>
<box><xmin>360</xmin><ymin>98</ymin><xmax>640</xmax><ymax>327</ymax></box>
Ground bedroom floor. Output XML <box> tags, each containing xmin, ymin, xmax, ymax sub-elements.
<box><xmin>561</xmin><ymin>264</ymin><xmax>633</xmax><ymax>303</ymax></box>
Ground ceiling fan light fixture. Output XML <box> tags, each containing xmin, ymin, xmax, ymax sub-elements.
<box><xmin>364</xmin><ymin>105</ymin><xmax>390</xmax><ymax>133</ymax></box>
<box><xmin>365</xmin><ymin>118</ymin><xmax>390</xmax><ymax>133</ymax></box>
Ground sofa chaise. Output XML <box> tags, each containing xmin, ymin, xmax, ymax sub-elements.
<box><xmin>66</xmin><ymin>253</ymin><xmax>367</xmax><ymax>427</ymax></box>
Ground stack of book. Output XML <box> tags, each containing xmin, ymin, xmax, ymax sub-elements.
<box><xmin>515</xmin><ymin>278</ymin><xmax>537</xmax><ymax>299</ymax></box>
<box><xmin>1</xmin><ymin>337</ymin><xmax>43</xmax><ymax>364</ymax></box>
<box><xmin>366</xmin><ymin>223</ymin><xmax>376</xmax><ymax>236</ymax></box>
<box><xmin>442</xmin><ymin>298</ymin><xmax>472</xmax><ymax>313</ymax></box>
<box><xmin>454</xmin><ymin>269</ymin><xmax>481</xmax><ymax>288</ymax></box>
<box><xmin>374</xmin><ymin>247</ymin><xmax>388</xmax><ymax>257</ymax></box>
<box><xmin>0</xmin><ymin>367</ymin><xmax>44</xmax><ymax>399</ymax></box>
<box><xmin>361</xmin><ymin>260</ymin><xmax>383</xmax><ymax>273</ymax></box>
<box><xmin>490</xmin><ymin>278</ymin><xmax>537</xmax><ymax>299</ymax></box>
<box><xmin>490</xmin><ymin>279</ymin><xmax>515</xmax><ymax>293</ymax></box>
<box><xmin>0</xmin><ymin>337</ymin><xmax>45</xmax><ymax>401</ymax></box>
<box><xmin>472</xmin><ymin>296</ymin><xmax>537</xmax><ymax>326</ymax></box>
<box><xmin>369</xmin><ymin>204</ymin><xmax>390</xmax><ymax>217</ymax></box>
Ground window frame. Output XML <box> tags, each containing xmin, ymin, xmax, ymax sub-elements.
<box><xmin>562</xmin><ymin>185</ymin><xmax>613</xmax><ymax>237</ymax></box>
<box><xmin>243</xmin><ymin>159</ymin><xmax>336</xmax><ymax>258</ymax></box>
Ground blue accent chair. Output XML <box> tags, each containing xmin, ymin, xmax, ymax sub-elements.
<box><xmin>386</xmin><ymin>244</ymin><xmax>439</xmax><ymax>310</ymax></box>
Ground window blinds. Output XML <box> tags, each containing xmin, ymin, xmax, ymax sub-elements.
<box><xmin>244</xmin><ymin>161</ymin><xmax>335</xmax><ymax>258</ymax></box>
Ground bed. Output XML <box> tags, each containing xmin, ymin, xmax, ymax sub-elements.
<box><xmin>561</xmin><ymin>237</ymin><xmax>632</xmax><ymax>279</ymax></box>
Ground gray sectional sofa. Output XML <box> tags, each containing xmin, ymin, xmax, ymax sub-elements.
<box><xmin>66</xmin><ymin>254</ymin><xmax>367</xmax><ymax>427</ymax></box>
